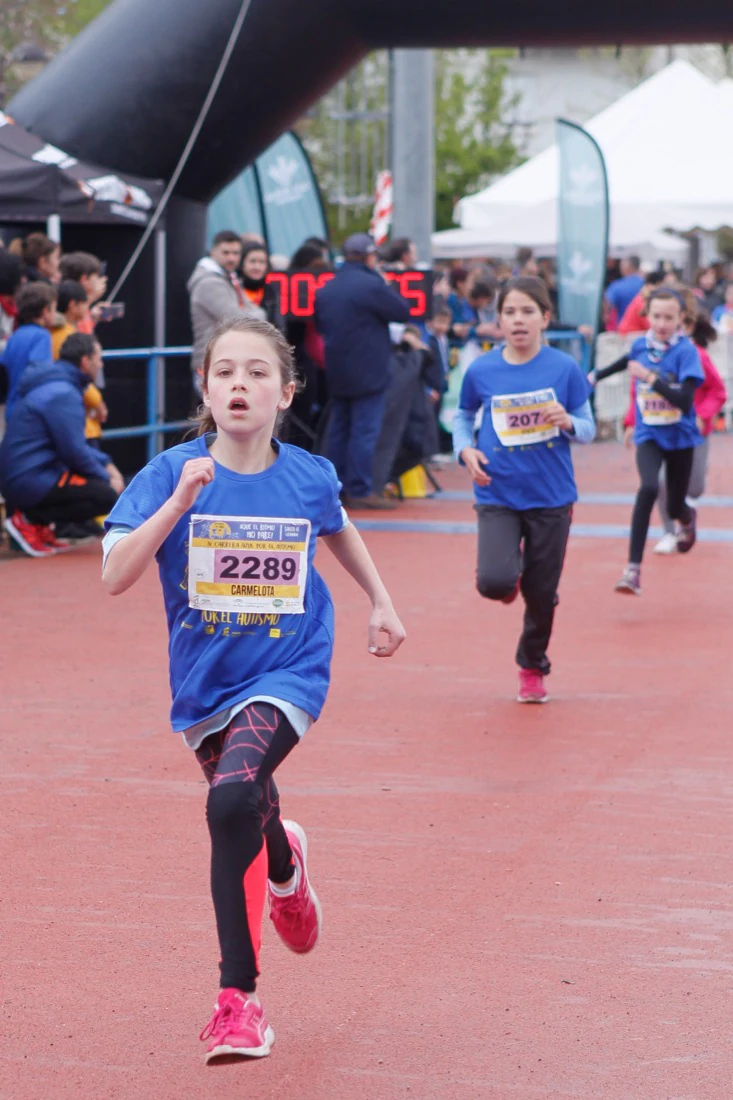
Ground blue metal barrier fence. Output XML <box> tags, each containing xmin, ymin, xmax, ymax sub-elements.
<box><xmin>101</xmin><ymin>333</ymin><xmax>591</xmax><ymax>464</ymax></box>
<box><xmin>101</xmin><ymin>346</ymin><xmax>193</xmax><ymax>463</ymax></box>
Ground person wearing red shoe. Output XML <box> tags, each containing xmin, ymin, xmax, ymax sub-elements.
<box><xmin>453</xmin><ymin>277</ymin><xmax>595</xmax><ymax>704</ymax></box>
<box><xmin>102</xmin><ymin>316</ymin><xmax>405</xmax><ymax>1063</ymax></box>
<box><xmin>0</xmin><ymin>332</ymin><xmax>122</xmax><ymax>556</ymax></box>
<box><xmin>3</xmin><ymin>510</ymin><xmax>63</xmax><ymax>557</ymax></box>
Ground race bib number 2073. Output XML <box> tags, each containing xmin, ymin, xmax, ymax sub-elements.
<box><xmin>188</xmin><ymin>515</ymin><xmax>311</xmax><ymax>614</ymax></box>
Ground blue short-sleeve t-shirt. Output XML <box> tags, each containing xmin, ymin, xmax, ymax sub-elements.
<box><xmin>630</xmin><ymin>335</ymin><xmax>704</xmax><ymax>450</ymax></box>
<box><xmin>104</xmin><ymin>436</ymin><xmax>347</xmax><ymax>732</ymax></box>
<box><xmin>457</xmin><ymin>345</ymin><xmax>591</xmax><ymax>510</ymax></box>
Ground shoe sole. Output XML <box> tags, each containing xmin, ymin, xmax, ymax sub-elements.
<box><xmin>516</xmin><ymin>694</ymin><xmax>549</xmax><ymax>704</ymax></box>
<box><xmin>614</xmin><ymin>584</ymin><xmax>640</xmax><ymax>595</ymax></box>
<box><xmin>281</xmin><ymin>819</ymin><xmax>323</xmax><ymax>953</ymax></box>
<box><xmin>4</xmin><ymin>518</ymin><xmax>56</xmax><ymax>558</ymax></box>
<box><xmin>204</xmin><ymin>1025</ymin><xmax>275</xmax><ymax>1063</ymax></box>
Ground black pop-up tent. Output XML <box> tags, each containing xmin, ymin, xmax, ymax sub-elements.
<box><xmin>0</xmin><ymin>109</ymin><xmax>163</xmax><ymax>225</ymax></box>
<box><xmin>0</xmin><ymin>109</ymin><xmax>167</xmax><ymax>474</ymax></box>
<box><xmin>0</xmin><ymin>109</ymin><xmax>161</xmax><ymax>225</ymax></box>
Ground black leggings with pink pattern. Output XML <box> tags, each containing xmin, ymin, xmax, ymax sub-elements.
<box><xmin>196</xmin><ymin>703</ymin><xmax>300</xmax><ymax>992</ymax></box>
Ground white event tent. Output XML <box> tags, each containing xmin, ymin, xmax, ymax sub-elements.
<box><xmin>432</xmin><ymin>60</ymin><xmax>732</xmax><ymax>261</ymax></box>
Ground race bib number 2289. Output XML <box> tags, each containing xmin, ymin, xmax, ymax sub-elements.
<box><xmin>188</xmin><ymin>515</ymin><xmax>311</xmax><ymax>614</ymax></box>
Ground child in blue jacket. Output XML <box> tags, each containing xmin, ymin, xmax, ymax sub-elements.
<box><xmin>1</xmin><ymin>282</ymin><xmax>56</xmax><ymax>417</ymax></box>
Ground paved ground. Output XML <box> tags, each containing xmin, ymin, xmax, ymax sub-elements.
<box><xmin>1</xmin><ymin>437</ymin><xmax>733</xmax><ymax>1099</ymax></box>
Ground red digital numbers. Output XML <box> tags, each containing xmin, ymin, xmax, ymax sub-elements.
<box><xmin>383</xmin><ymin>271</ymin><xmax>428</xmax><ymax>317</ymax></box>
<box><xmin>266</xmin><ymin>269</ymin><xmax>430</xmax><ymax>320</ymax></box>
<box><xmin>266</xmin><ymin>271</ymin><xmax>335</xmax><ymax>318</ymax></box>
<box><xmin>266</xmin><ymin>272</ymin><xmax>289</xmax><ymax>314</ymax></box>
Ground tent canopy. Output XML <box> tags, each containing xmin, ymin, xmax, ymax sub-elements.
<box><xmin>0</xmin><ymin>111</ymin><xmax>163</xmax><ymax>225</ymax></box>
<box><xmin>432</xmin><ymin>214</ymin><xmax>689</xmax><ymax>262</ymax></box>
<box><xmin>434</xmin><ymin>61</ymin><xmax>730</xmax><ymax>259</ymax></box>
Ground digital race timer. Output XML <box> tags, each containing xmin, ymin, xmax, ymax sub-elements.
<box><xmin>264</xmin><ymin>269</ymin><xmax>433</xmax><ymax>321</ymax></box>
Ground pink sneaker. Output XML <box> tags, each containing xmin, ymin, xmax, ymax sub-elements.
<box><xmin>517</xmin><ymin>668</ymin><xmax>549</xmax><ymax>704</ymax></box>
<box><xmin>268</xmin><ymin>820</ymin><xmax>322</xmax><ymax>954</ymax></box>
<box><xmin>199</xmin><ymin>988</ymin><xmax>275</xmax><ymax>1063</ymax></box>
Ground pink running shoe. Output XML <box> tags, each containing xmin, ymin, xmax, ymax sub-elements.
<box><xmin>268</xmin><ymin>820</ymin><xmax>322</xmax><ymax>954</ymax></box>
<box><xmin>517</xmin><ymin>668</ymin><xmax>549</xmax><ymax>704</ymax></box>
<box><xmin>200</xmin><ymin>988</ymin><xmax>275</xmax><ymax>1063</ymax></box>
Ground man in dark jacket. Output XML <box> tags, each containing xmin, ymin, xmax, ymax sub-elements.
<box><xmin>0</xmin><ymin>332</ymin><xmax>122</xmax><ymax>556</ymax></box>
<box><xmin>315</xmin><ymin>233</ymin><xmax>410</xmax><ymax>508</ymax></box>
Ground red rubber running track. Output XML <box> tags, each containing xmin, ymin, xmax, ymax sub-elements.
<box><xmin>2</xmin><ymin>438</ymin><xmax>733</xmax><ymax>1099</ymax></box>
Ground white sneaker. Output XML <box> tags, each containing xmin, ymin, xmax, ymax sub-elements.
<box><xmin>653</xmin><ymin>532</ymin><xmax>678</xmax><ymax>555</ymax></box>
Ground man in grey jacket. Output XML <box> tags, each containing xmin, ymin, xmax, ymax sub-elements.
<box><xmin>187</xmin><ymin>229</ymin><xmax>264</xmax><ymax>394</ymax></box>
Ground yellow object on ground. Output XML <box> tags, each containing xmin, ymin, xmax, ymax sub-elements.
<box><xmin>398</xmin><ymin>465</ymin><xmax>427</xmax><ymax>499</ymax></box>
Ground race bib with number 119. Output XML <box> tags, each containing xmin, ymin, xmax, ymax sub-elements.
<box><xmin>188</xmin><ymin>515</ymin><xmax>311</xmax><ymax>614</ymax></box>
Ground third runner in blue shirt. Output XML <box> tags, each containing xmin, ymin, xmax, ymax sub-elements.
<box><xmin>594</xmin><ymin>287</ymin><xmax>704</xmax><ymax>596</ymax></box>
<box><xmin>453</xmin><ymin>276</ymin><xmax>595</xmax><ymax>704</ymax></box>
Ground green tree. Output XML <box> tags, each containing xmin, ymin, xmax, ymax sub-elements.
<box><xmin>0</xmin><ymin>0</ymin><xmax>111</xmax><ymax>105</ymax></box>
<box><xmin>300</xmin><ymin>49</ymin><xmax>521</xmax><ymax>241</ymax></box>
<box><xmin>434</xmin><ymin>49</ymin><xmax>521</xmax><ymax>230</ymax></box>
<box><xmin>297</xmin><ymin>51</ymin><xmax>389</xmax><ymax>244</ymax></box>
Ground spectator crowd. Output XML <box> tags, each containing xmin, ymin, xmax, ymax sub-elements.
<box><xmin>3</xmin><ymin>219</ymin><xmax>733</xmax><ymax>559</ymax></box>
<box><xmin>0</xmin><ymin>232</ymin><xmax>123</xmax><ymax>557</ymax></box>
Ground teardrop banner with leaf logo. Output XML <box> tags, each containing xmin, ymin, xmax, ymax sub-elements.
<box><xmin>556</xmin><ymin>119</ymin><xmax>609</xmax><ymax>352</ymax></box>
<box><xmin>208</xmin><ymin>131</ymin><xmax>329</xmax><ymax>259</ymax></box>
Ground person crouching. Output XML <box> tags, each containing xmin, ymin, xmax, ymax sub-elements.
<box><xmin>0</xmin><ymin>332</ymin><xmax>123</xmax><ymax>556</ymax></box>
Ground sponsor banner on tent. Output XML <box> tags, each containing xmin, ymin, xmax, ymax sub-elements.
<box><xmin>556</xmin><ymin>119</ymin><xmax>609</xmax><ymax>341</ymax></box>
<box><xmin>208</xmin><ymin>132</ymin><xmax>328</xmax><ymax>260</ymax></box>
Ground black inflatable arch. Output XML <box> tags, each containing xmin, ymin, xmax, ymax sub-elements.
<box><xmin>10</xmin><ymin>0</ymin><xmax>733</xmax><ymax>205</ymax></box>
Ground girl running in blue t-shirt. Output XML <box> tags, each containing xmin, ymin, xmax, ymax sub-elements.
<box><xmin>102</xmin><ymin>316</ymin><xmax>405</xmax><ymax>1064</ymax></box>
<box><xmin>453</xmin><ymin>277</ymin><xmax>595</xmax><ymax>704</ymax></box>
<box><xmin>594</xmin><ymin>288</ymin><xmax>704</xmax><ymax>595</ymax></box>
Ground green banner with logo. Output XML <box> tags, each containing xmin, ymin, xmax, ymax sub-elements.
<box><xmin>208</xmin><ymin>131</ymin><xmax>329</xmax><ymax>259</ymax></box>
<box><xmin>556</xmin><ymin>119</ymin><xmax>609</xmax><ymax>343</ymax></box>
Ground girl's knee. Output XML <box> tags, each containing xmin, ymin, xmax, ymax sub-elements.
<box><xmin>476</xmin><ymin>571</ymin><xmax>520</xmax><ymax>601</ymax></box>
<box><xmin>636</xmin><ymin>484</ymin><xmax>658</xmax><ymax>508</ymax></box>
<box><xmin>206</xmin><ymin>781</ymin><xmax>263</xmax><ymax>835</ymax></box>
